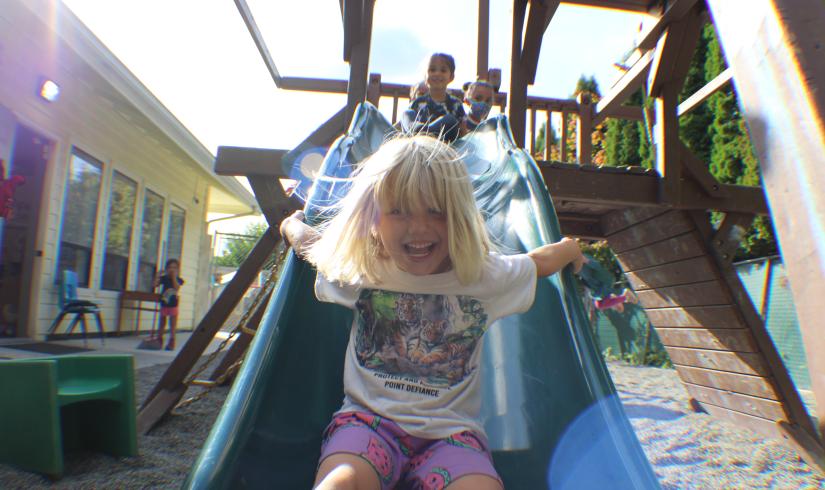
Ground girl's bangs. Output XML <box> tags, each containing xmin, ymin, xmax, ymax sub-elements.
<box><xmin>375</xmin><ymin>157</ymin><xmax>446</xmax><ymax>214</ymax></box>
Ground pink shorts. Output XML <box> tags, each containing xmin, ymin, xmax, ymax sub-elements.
<box><xmin>594</xmin><ymin>294</ymin><xmax>628</xmax><ymax>310</ymax></box>
<box><xmin>319</xmin><ymin>411</ymin><xmax>501</xmax><ymax>490</ymax></box>
<box><xmin>160</xmin><ymin>306</ymin><xmax>178</xmax><ymax>317</ymax></box>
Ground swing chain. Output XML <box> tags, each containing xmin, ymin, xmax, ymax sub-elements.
<box><xmin>174</xmin><ymin>245</ymin><xmax>289</xmax><ymax>411</ymax></box>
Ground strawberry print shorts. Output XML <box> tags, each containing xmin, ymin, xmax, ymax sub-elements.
<box><xmin>319</xmin><ymin>411</ymin><xmax>501</xmax><ymax>490</ymax></box>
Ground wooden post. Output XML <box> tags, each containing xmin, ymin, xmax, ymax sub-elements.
<box><xmin>560</xmin><ymin>110</ymin><xmax>568</xmax><ymax>162</ymax></box>
<box><xmin>654</xmin><ymin>84</ymin><xmax>681</xmax><ymax>203</ymax></box>
<box><xmin>477</xmin><ymin>0</ymin><xmax>490</xmax><ymax>79</ymax></box>
<box><xmin>707</xmin><ymin>0</ymin><xmax>825</xmax><ymax>441</ymax></box>
<box><xmin>137</xmin><ymin>229</ymin><xmax>280</xmax><ymax>434</ymax></box>
<box><xmin>344</xmin><ymin>0</ymin><xmax>375</xmax><ymax>124</ymax></box>
<box><xmin>366</xmin><ymin>73</ymin><xmax>381</xmax><ymax>107</ymax></box>
<box><xmin>507</xmin><ymin>0</ymin><xmax>528</xmax><ymax>147</ymax></box>
<box><xmin>576</xmin><ymin>92</ymin><xmax>593</xmax><ymax>165</ymax></box>
<box><xmin>529</xmin><ymin>107</ymin><xmax>537</xmax><ymax>156</ymax></box>
<box><xmin>544</xmin><ymin>108</ymin><xmax>552</xmax><ymax>160</ymax></box>
<box><xmin>391</xmin><ymin>96</ymin><xmax>399</xmax><ymax>124</ymax></box>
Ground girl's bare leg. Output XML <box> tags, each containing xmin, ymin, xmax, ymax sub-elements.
<box><xmin>167</xmin><ymin>316</ymin><xmax>177</xmax><ymax>349</ymax></box>
<box><xmin>314</xmin><ymin>453</ymin><xmax>380</xmax><ymax>490</ymax></box>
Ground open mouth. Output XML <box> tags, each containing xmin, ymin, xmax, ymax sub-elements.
<box><xmin>404</xmin><ymin>241</ymin><xmax>436</xmax><ymax>259</ymax></box>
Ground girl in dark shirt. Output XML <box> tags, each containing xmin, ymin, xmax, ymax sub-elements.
<box><xmin>402</xmin><ymin>53</ymin><xmax>465</xmax><ymax>142</ymax></box>
<box><xmin>154</xmin><ymin>258</ymin><xmax>184</xmax><ymax>350</ymax></box>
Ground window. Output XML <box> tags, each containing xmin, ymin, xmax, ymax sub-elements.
<box><xmin>166</xmin><ymin>204</ymin><xmax>185</xmax><ymax>264</ymax></box>
<box><xmin>57</xmin><ymin>149</ymin><xmax>102</xmax><ymax>287</ymax></box>
<box><xmin>101</xmin><ymin>171</ymin><xmax>137</xmax><ymax>290</ymax></box>
<box><xmin>136</xmin><ymin>189</ymin><xmax>164</xmax><ymax>292</ymax></box>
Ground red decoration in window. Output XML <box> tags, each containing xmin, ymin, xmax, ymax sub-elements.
<box><xmin>0</xmin><ymin>160</ymin><xmax>25</xmax><ymax>220</ymax></box>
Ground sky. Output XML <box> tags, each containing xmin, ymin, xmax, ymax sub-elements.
<box><xmin>59</xmin><ymin>0</ymin><xmax>646</xmax><ymax>233</ymax></box>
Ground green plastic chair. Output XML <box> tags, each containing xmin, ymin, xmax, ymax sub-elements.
<box><xmin>0</xmin><ymin>355</ymin><xmax>137</xmax><ymax>478</ymax></box>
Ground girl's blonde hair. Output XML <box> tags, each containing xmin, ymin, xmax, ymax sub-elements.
<box><xmin>305</xmin><ymin>135</ymin><xmax>491</xmax><ymax>285</ymax></box>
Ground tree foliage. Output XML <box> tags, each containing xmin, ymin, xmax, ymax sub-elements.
<box><xmin>214</xmin><ymin>222</ymin><xmax>268</xmax><ymax>268</ymax></box>
<box><xmin>601</xmin><ymin>24</ymin><xmax>776</xmax><ymax>259</ymax></box>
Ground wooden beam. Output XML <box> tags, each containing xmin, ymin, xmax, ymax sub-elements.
<box><xmin>521</xmin><ymin>0</ymin><xmax>561</xmax><ymax>84</ymax></box>
<box><xmin>247</xmin><ymin>175</ymin><xmax>302</xmax><ymax>229</ymax></box>
<box><xmin>543</xmin><ymin>107</ymin><xmax>551</xmax><ymax>160</ymax></box>
<box><xmin>341</xmin><ymin>0</ymin><xmax>362</xmax><ymax>62</ymax></box>
<box><xmin>477</xmin><ymin>0</ymin><xmax>490</xmax><ymax>79</ymax></box>
<box><xmin>711</xmin><ymin>212</ymin><xmax>753</xmax><ymax>264</ymax></box>
<box><xmin>559</xmin><ymin>0</ymin><xmax>651</xmax><ymax>12</ymax></box>
<box><xmin>647</xmin><ymin>8</ymin><xmax>703</xmax><ymax>98</ymax></box>
<box><xmin>706</xmin><ymin>2</ymin><xmax>825</xmax><ymax>440</ymax></box>
<box><xmin>214</xmin><ymin>147</ymin><xmax>288</xmax><ymax>177</ymax></box>
<box><xmin>654</xmin><ymin>82</ymin><xmax>682</xmax><ymax>204</ymax></box>
<box><xmin>366</xmin><ymin>73</ymin><xmax>381</xmax><ymax>106</ymax></box>
<box><xmin>636</xmin><ymin>0</ymin><xmax>702</xmax><ymax>51</ymax></box>
<box><xmin>593</xmin><ymin>50</ymin><xmax>653</xmax><ymax>126</ymax></box>
<box><xmin>576</xmin><ymin>92</ymin><xmax>593</xmax><ymax>164</ymax></box>
<box><xmin>345</xmin><ymin>0</ymin><xmax>375</xmax><ymax>124</ymax></box>
<box><xmin>233</xmin><ymin>0</ymin><xmax>282</xmax><ymax>87</ymax></box>
<box><xmin>538</xmin><ymin>162</ymin><xmax>768</xmax><ymax>213</ymax></box>
<box><xmin>138</xmin><ymin>229</ymin><xmax>280</xmax><ymax>433</ymax></box>
<box><xmin>508</xmin><ymin>0</ymin><xmax>529</xmax><ymax>147</ymax></box>
<box><xmin>678</xmin><ymin>67</ymin><xmax>733</xmax><ymax>116</ymax></box>
<box><xmin>679</xmin><ymin>142</ymin><xmax>728</xmax><ymax>198</ymax></box>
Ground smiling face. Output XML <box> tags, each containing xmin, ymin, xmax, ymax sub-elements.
<box><xmin>375</xmin><ymin>205</ymin><xmax>451</xmax><ymax>276</ymax></box>
<box><xmin>426</xmin><ymin>56</ymin><xmax>454</xmax><ymax>94</ymax></box>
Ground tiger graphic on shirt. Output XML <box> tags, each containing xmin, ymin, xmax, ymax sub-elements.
<box><xmin>354</xmin><ymin>290</ymin><xmax>489</xmax><ymax>388</ymax></box>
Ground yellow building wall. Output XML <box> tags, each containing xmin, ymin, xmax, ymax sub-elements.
<box><xmin>0</xmin><ymin>1</ymin><xmax>217</xmax><ymax>338</ymax></box>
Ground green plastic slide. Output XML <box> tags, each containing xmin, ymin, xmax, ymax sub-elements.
<box><xmin>185</xmin><ymin>104</ymin><xmax>660</xmax><ymax>489</ymax></box>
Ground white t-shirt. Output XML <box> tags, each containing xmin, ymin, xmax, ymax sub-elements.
<box><xmin>315</xmin><ymin>253</ymin><xmax>538</xmax><ymax>439</ymax></box>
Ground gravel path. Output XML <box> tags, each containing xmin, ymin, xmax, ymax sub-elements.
<box><xmin>1</xmin><ymin>361</ymin><xmax>823</xmax><ymax>489</ymax></box>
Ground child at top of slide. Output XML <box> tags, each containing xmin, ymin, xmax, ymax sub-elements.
<box><xmin>462</xmin><ymin>79</ymin><xmax>496</xmax><ymax>132</ymax></box>
<box><xmin>280</xmin><ymin>135</ymin><xmax>585</xmax><ymax>490</ymax></box>
<box><xmin>401</xmin><ymin>53</ymin><xmax>466</xmax><ymax>142</ymax></box>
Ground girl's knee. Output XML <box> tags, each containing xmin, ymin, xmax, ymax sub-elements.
<box><xmin>315</xmin><ymin>454</ymin><xmax>380</xmax><ymax>490</ymax></box>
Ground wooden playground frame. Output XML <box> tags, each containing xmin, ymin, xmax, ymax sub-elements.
<box><xmin>138</xmin><ymin>0</ymin><xmax>825</xmax><ymax>473</ymax></box>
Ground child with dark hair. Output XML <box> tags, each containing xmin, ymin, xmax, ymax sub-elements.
<box><xmin>154</xmin><ymin>258</ymin><xmax>184</xmax><ymax>350</ymax></box>
<box><xmin>463</xmin><ymin>80</ymin><xmax>496</xmax><ymax>132</ymax></box>
<box><xmin>401</xmin><ymin>53</ymin><xmax>466</xmax><ymax>142</ymax></box>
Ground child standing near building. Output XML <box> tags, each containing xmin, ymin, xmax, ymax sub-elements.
<box><xmin>401</xmin><ymin>53</ymin><xmax>466</xmax><ymax>142</ymax></box>
<box><xmin>280</xmin><ymin>135</ymin><xmax>584</xmax><ymax>490</ymax></box>
<box><xmin>155</xmin><ymin>258</ymin><xmax>184</xmax><ymax>351</ymax></box>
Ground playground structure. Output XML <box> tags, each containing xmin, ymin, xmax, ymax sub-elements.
<box><xmin>135</xmin><ymin>0</ymin><xmax>825</xmax><ymax>483</ymax></box>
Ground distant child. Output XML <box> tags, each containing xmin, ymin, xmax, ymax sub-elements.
<box><xmin>409</xmin><ymin>80</ymin><xmax>428</xmax><ymax>100</ymax></box>
<box><xmin>578</xmin><ymin>254</ymin><xmax>637</xmax><ymax>313</ymax></box>
<box><xmin>462</xmin><ymin>79</ymin><xmax>496</xmax><ymax>132</ymax></box>
<box><xmin>401</xmin><ymin>53</ymin><xmax>466</xmax><ymax>142</ymax></box>
<box><xmin>154</xmin><ymin>259</ymin><xmax>184</xmax><ymax>350</ymax></box>
<box><xmin>280</xmin><ymin>135</ymin><xmax>585</xmax><ymax>490</ymax></box>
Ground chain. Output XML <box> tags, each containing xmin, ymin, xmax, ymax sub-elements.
<box><xmin>174</xmin><ymin>245</ymin><xmax>289</xmax><ymax>411</ymax></box>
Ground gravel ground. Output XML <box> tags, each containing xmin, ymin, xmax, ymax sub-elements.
<box><xmin>1</xmin><ymin>361</ymin><xmax>823</xmax><ymax>489</ymax></box>
<box><xmin>607</xmin><ymin>362</ymin><xmax>825</xmax><ymax>490</ymax></box>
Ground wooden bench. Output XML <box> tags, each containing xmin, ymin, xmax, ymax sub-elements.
<box><xmin>116</xmin><ymin>291</ymin><xmax>160</xmax><ymax>334</ymax></box>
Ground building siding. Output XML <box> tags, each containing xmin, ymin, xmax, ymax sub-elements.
<box><xmin>0</xmin><ymin>1</ymin><xmax>234</xmax><ymax>338</ymax></box>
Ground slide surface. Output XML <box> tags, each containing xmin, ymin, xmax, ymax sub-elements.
<box><xmin>185</xmin><ymin>105</ymin><xmax>660</xmax><ymax>489</ymax></box>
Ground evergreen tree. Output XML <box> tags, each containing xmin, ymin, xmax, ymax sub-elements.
<box><xmin>704</xmin><ymin>24</ymin><xmax>777</xmax><ymax>259</ymax></box>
